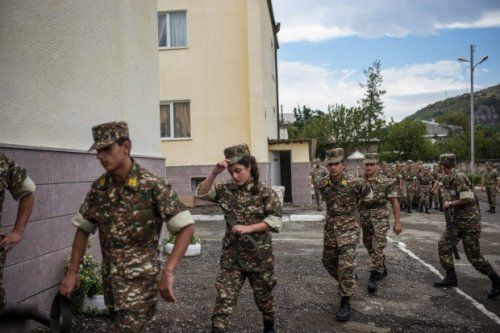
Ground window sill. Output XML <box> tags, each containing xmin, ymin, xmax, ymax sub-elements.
<box><xmin>161</xmin><ymin>137</ymin><xmax>192</xmax><ymax>142</ymax></box>
<box><xmin>159</xmin><ymin>46</ymin><xmax>188</xmax><ymax>51</ymax></box>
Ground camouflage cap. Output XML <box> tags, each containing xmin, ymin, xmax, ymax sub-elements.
<box><xmin>407</xmin><ymin>159</ymin><xmax>413</xmax><ymax>163</ymax></box>
<box><xmin>224</xmin><ymin>144</ymin><xmax>251</xmax><ymax>164</ymax></box>
<box><xmin>364</xmin><ymin>153</ymin><xmax>379</xmax><ymax>164</ymax></box>
<box><xmin>89</xmin><ymin>121</ymin><xmax>129</xmax><ymax>151</ymax></box>
<box><xmin>324</xmin><ymin>148</ymin><xmax>344</xmax><ymax>164</ymax></box>
<box><xmin>313</xmin><ymin>158</ymin><xmax>321</xmax><ymax>163</ymax></box>
<box><xmin>439</xmin><ymin>154</ymin><xmax>456</xmax><ymax>168</ymax></box>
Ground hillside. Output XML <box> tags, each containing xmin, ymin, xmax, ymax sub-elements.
<box><xmin>405</xmin><ymin>84</ymin><xmax>500</xmax><ymax>127</ymax></box>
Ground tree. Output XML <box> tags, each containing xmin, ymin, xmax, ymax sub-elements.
<box><xmin>382</xmin><ymin>119</ymin><xmax>435</xmax><ymax>161</ymax></box>
<box><xmin>359</xmin><ymin>60</ymin><xmax>386</xmax><ymax>141</ymax></box>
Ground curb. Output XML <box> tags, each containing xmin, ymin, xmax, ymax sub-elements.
<box><xmin>192</xmin><ymin>214</ymin><xmax>325</xmax><ymax>222</ymax></box>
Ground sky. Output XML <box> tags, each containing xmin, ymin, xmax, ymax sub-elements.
<box><xmin>272</xmin><ymin>0</ymin><xmax>500</xmax><ymax>121</ymax></box>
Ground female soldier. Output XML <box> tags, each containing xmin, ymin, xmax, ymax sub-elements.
<box><xmin>196</xmin><ymin>144</ymin><xmax>282</xmax><ymax>333</ymax></box>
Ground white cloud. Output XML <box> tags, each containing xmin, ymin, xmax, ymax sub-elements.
<box><xmin>272</xmin><ymin>0</ymin><xmax>500</xmax><ymax>43</ymax></box>
<box><xmin>279</xmin><ymin>60</ymin><xmax>470</xmax><ymax>121</ymax></box>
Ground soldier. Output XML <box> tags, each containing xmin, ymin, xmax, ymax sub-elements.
<box><xmin>413</xmin><ymin>161</ymin><xmax>424</xmax><ymax>209</ymax></box>
<box><xmin>399</xmin><ymin>162</ymin><xmax>416</xmax><ymax>213</ymax></box>
<box><xmin>317</xmin><ymin>148</ymin><xmax>372</xmax><ymax>322</ymax></box>
<box><xmin>481</xmin><ymin>162</ymin><xmax>499</xmax><ymax>214</ymax></box>
<box><xmin>309</xmin><ymin>158</ymin><xmax>328</xmax><ymax>211</ymax></box>
<box><xmin>416</xmin><ymin>166</ymin><xmax>433</xmax><ymax>214</ymax></box>
<box><xmin>359</xmin><ymin>153</ymin><xmax>402</xmax><ymax>293</ymax></box>
<box><xmin>434</xmin><ymin>154</ymin><xmax>500</xmax><ymax>299</ymax></box>
<box><xmin>0</xmin><ymin>153</ymin><xmax>36</xmax><ymax>311</ymax></box>
<box><xmin>60</xmin><ymin>122</ymin><xmax>195</xmax><ymax>332</ymax></box>
<box><xmin>196</xmin><ymin>144</ymin><xmax>282</xmax><ymax>333</ymax></box>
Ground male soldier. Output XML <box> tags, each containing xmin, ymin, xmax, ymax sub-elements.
<box><xmin>481</xmin><ymin>162</ymin><xmax>499</xmax><ymax>213</ymax></box>
<box><xmin>359</xmin><ymin>153</ymin><xmax>403</xmax><ymax>293</ymax></box>
<box><xmin>413</xmin><ymin>161</ymin><xmax>424</xmax><ymax>209</ymax></box>
<box><xmin>399</xmin><ymin>162</ymin><xmax>416</xmax><ymax>213</ymax></box>
<box><xmin>317</xmin><ymin>148</ymin><xmax>372</xmax><ymax>322</ymax></box>
<box><xmin>60</xmin><ymin>122</ymin><xmax>195</xmax><ymax>332</ymax></box>
<box><xmin>416</xmin><ymin>166</ymin><xmax>433</xmax><ymax>214</ymax></box>
<box><xmin>0</xmin><ymin>154</ymin><xmax>36</xmax><ymax>311</ymax></box>
<box><xmin>309</xmin><ymin>158</ymin><xmax>328</xmax><ymax>211</ymax></box>
<box><xmin>359</xmin><ymin>153</ymin><xmax>402</xmax><ymax>293</ymax></box>
<box><xmin>434</xmin><ymin>154</ymin><xmax>500</xmax><ymax>299</ymax></box>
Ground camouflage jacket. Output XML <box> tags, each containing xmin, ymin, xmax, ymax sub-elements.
<box><xmin>399</xmin><ymin>168</ymin><xmax>415</xmax><ymax>182</ymax></box>
<box><xmin>196</xmin><ymin>180</ymin><xmax>282</xmax><ymax>272</ymax></box>
<box><xmin>483</xmin><ymin>169</ymin><xmax>499</xmax><ymax>186</ymax></box>
<box><xmin>359</xmin><ymin>174</ymin><xmax>397</xmax><ymax>219</ymax></box>
<box><xmin>317</xmin><ymin>173</ymin><xmax>372</xmax><ymax>218</ymax></box>
<box><xmin>73</xmin><ymin>161</ymin><xmax>194</xmax><ymax>309</ymax></box>
<box><xmin>309</xmin><ymin>166</ymin><xmax>328</xmax><ymax>185</ymax></box>
<box><xmin>0</xmin><ymin>153</ymin><xmax>28</xmax><ymax>227</ymax></box>
<box><xmin>416</xmin><ymin>172</ymin><xmax>433</xmax><ymax>187</ymax></box>
<box><xmin>441</xmin><ymin>170</ymin><xmax>479</xmax><ymax>221</ymax></box>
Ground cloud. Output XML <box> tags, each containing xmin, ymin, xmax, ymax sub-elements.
<box><xmin>279</xmin><ymin>60</ymin><xmax>471</xmax><ymax>121</ymax></box>
<box><xmin>272</xmin><ymin>0</ymin><xmax>500</xmax><ymax>43</ymax></box>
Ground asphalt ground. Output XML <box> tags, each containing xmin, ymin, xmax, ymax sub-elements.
<box><xmin>56</xmin><ymin>191</ymin><xmax>500</xmax><ymax>333</ymax></box>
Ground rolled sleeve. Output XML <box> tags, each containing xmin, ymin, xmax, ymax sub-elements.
<box><xmin>263</xmin><ymin>215</ymin><xmax>282</xmax><ymax>233</ymax></box>
<box><xmin>459</xmin><ymin>190</ymin><xmax>474</xmax><ymax>200</ymax></box>
<box><xmin>10</xmin><ymin>176</ymin><xmax>36</xmax><ymax>200</ymax></box>
<box><xmin>361</xmin><ymin>189</ymin><xmax>374</xmax><ymax>202</ymax></box>
<box><xmin>387</xmin><ymin>190</ymin><xmax>398</xmax><ymax>199</ymax></box>
<box><xmin>194</xmin><ymin>184</ymin><xmax>217</xmax><ymax>202</ymax></box>
<box><xmin>166</xmin><ymin>210</ymin><xmax>195</xmax><ymax>235</ymax></box>
<box><xmin>72</xmin><ymin>213</ymin><xmax>97</xmax><ymax>234</ymax></box>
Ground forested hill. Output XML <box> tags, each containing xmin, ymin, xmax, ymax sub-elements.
<box><xmin>405</xmin><ymin>84</ymin><xmax>500</xmax><ymax>128</ymax></box>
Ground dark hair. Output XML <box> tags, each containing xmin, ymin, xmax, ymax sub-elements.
<box><xmin>116</xmin><ymin>137</ymin><xmax>131</xmax><ymax>146</ymax></box>
<box><xmin>237</xmin><ymin>155</ymin><xmax>260</xmax><ymax>188</ymax></box>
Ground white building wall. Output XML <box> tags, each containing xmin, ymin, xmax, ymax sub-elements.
<box><xmin>0</xmin><ymin>0</ymin><xmax>162</xmax><ymax>157</ymax></box>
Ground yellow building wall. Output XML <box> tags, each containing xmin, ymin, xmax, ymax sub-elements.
<box><xmin>158</xmin><ymin>0</ymin><xmax>251</xmax><ymax>166</ymax></box>
<box><xmin>269</xmin><ymin>143</ymin><xmax>310</xmax><ymax>163</ymax></box>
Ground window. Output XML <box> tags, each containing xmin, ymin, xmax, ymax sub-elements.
<box><xmin>158</xmin><ymin>11</ymin><xmax>187</xmax><ymax>48</ymax></box>
<box><xmin>191</xmin><ymin>177</ymin><xmax>206</xmax><ymax>191</ymax></box>
<box><xmin>160</xmin><ymin>101</ymin><xmax>191</xmax><ymax>139</ymax></box>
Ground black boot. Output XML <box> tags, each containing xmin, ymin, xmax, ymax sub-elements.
<box><xmin>489</xmin><ymin>207</ymin><xmax>496</xmax><ymax>214</ymax></box>
<box><xmin>263</xmin><ymin>320</ymin><xmax>276</xmax><ymax>333</ymax></box>
<box><xmin>488</xmin><ymin>272</ymin><xmax>500</xmax><ymax>299</ymax></box>
<box><xmin>367</xmin><ymin>271</ymin><xmax>382</xmax><ymax>293</ymax></box>
<box><xmin>486</xmin><ymin>206</ymin><xmax>493</xmax><ymax>212</ymax></box>
<box><xmin>425</xmin><ymin>207</ymin><xmax>430</xmax><ymax>214</ymax></box>
<box><xmin>382</xmin><ymin>265</ymin><xmax>388</xmax><ymax>278</ymax></box>
<box><xmin>434</xmin><ymin>204</ymin><xmax>439</xmax><ymax>210</ymax></box>
<box><xmin>434</xmin><ymin>268</ymin><xmax>457</xmax><ymax>287</ymax></box>
<box><xmin>336</xmin><ymin>296</ymin><xmax>351</xmax><ymax>322</ymax></box>
<box><xmin>408</xmin><ymin>206</ymin><xmax>412</xmax><ymax>214</ymax></box>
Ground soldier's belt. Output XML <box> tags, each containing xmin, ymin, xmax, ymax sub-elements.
<box><xmin>360</xmin><ymin>202</ymin><xmax>386</xmax><ymax>210</ymax></box>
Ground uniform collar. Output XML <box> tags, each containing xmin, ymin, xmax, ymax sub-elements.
<box><xmin>365</xmin><ymin>172</ymin><xmax>381</xmax><ymax>183</ymax></box>
<box><xmin>97</xmin><ymin>160</ymin><xmax>140</xmax><ymax>192</ymax></box>
<box><xmin>228</xmin><ymin>179</ymin><xmax>256</xmax><ymax>191</ymax></box>
<box><xmin>329</xmin><ymin>173</ymin><xmax>348</xmax><ymax>186</ymax></box>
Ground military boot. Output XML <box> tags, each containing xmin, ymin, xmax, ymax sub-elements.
<box><xmin>434</xmin><ymin>268</ymin><xmax>457</xmax><ymax>287</ymax></box>
<box><xmin>425</xmin><ymin>207</ymin><xmax>430</xmax><ymax>214</ymax></box>
<box><xmin>367</xmin><ymin>271</ymin><xmax>382</xmax><ymax>293</ymax></box>
<box><xmin>336</xmin><ymin>296</ymin><xmax>351</xmax><ymax>322</ymax></box>
<box><xmin>488</xmin><ymin>272</ymin><xmax>500</xmax><ymax>299</ymax></box>
<box><xmin>263</xmin><ymin>320</ymin><xmax>276</xmax><ymax>333</ymax></box>
<box><xmin>434</xmin><ymin>203</ymin><xmax>439</xmax><ymax>210</ymax></box>
<box><xmin>489</xmin><ymin>207</ymin><xmax>496</xmax><ymax>214</ymax></box>
<box><xmin>486</xmin><ymin>206</ymin><xmax>493</xmax><ymax>212</ymax></box>
<box><xmin>382</xmin><ymin>265</ymin><xmax>388</xmax><ymax>278</ymax></box>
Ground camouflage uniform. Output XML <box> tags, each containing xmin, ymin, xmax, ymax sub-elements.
<box><xmin>317</xmin><ymin>148</ymin><xmax>371</xmax><ymax>297</ymax></box>
<box><xmin>483</xmin><ymin>167</ymin><xmax>498</xmax><ymax>208</ymax></box>
<box><xmin>416</xmin><ymin>169</ymin><xmax>433</xmax><ymax>211</ymax></box>
<box><xmin>309</xmin><ymin>163</ymin><xmax>328</xmax><ymax>210</ymax></box>
<box><xmin>399</xmin><ymin>167</ymin><xmax>415</xmax><ymax>211</ymax></box>
<box><xmin>0</xmin><ymin>153</ymin><xmax>35</xmax><ymax>310</ymax></box>
<box><xmin>72</xmin><ymin>122</ymin><xmax>194</xmax><ymax>333</ymax></box>
<box><xmin>196</xmin><ymin>144</ymin><xmax>282</xmax><ymax>332</ymax></box>
<box><xmin>359</xmin><ymin>154</ymin><xmax>398</xmax><ymax>274</ymax></box>
<box><xmin>437</xmin><ymin>156</ymin><xmax>493</xmax><ymax>276</ymax></box>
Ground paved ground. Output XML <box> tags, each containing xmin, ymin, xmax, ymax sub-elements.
<box><xmin>37</xmin><ymin>193</ymin><xmax>500</xmax><ymax>332</ymax></box>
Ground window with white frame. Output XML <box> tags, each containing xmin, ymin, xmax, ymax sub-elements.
<box><xmin>158</xmin><ymin>11</ymin><xmax>187</xmax><ymax>48</ymax></box>
<box><xmin>160</xmin><ymin>101</ymin><xmax>191</xmax><ymax>139</ymax></box>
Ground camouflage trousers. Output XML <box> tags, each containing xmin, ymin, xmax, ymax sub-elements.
<box><xmin>313</xmin><ymin>185</ymin><xmax>322</xmax><ymax>210</ymax></box>
<box><xmin>0</xmin><ymin>246</ymin><xmax>5</xmax><ymax>311</ymax></box>
<box><xmin>401</xmin><ymin>182</ymin><xmax>413</xmax><ymax>208</ymax></box>
<box><xmin>360</xmin><ymin>216</ymin><xmax>389</xmax><ymax>274</ymax></box>
<box><xmin>486</xmin><ymin>185</ymin><xmax>496</xmax><ymax>208</ymax></box>
<box><xmin>322</xmin><ymin>215</ymin><xmax>359</xmax><ymax>297</ymax></box>
<box><xmin>212</xmin><ymin>267</ymin><xmax>276</xmax><ymax>331</ymax></box>
<box><xmin>104</xmin><ymin>272</ymin><xmax>158</xmax><ymax>333</ymax></box>
<box><xmin>419</xmin><ymin>186</ymin><xmax>430</xmax><ymax>208</ymax></box>
<box><xmin>438</xmin><ymin>218</ymin><xmax>493</xmax><ymax>275</ymax></box>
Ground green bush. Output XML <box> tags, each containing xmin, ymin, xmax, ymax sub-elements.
<box><xmin>164</xmin><ymin>234</ymin><xmax>200</xmax><ymax>245</ymax></box>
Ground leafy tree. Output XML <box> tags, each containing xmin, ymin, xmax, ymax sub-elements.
<box><xmin>359</xmin><ymin>60</ymin><xmax>386</xmax><ymax>141</ymax></box>
<box><xmin>382</xmin><ymin>119</ymin><xmax>434</xmax><ymax>161</ymax></box>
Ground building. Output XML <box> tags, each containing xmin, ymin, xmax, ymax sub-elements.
<box><xmin>0</xmin><ymin>2</ymin><xmax>162</xmax><ymax>331</ymax></box>
<box><xmin>157</xmin><ymin>0</ymin><xmax>311</xmax><ymax>205</ymax></box>
<box><xmin>422</xmin><ymin>120</ymin><xmax>462</xmax><ymax>143</ymax></box>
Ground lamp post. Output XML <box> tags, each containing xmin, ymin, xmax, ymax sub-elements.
<box><xmin>458</xmin><ymin>45</ymin><xmax>488</xmax><ymax>174</ymax></box>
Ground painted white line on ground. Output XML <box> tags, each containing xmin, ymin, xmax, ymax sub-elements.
<box><xmin>192</xmin><ymin>214</ymin><xmax>224</xmax><ymax>221</ymax></box>
<box><xmin>192</xmin><ymin>214</ymin><xmax>324</xmax><ymax>222</ymax></box>
<box><xmin>290</xmin><ymin>214</ymin><xmax>324</xmax><ymax>222</ymax></box>
<box><xmin>388</xmin><ymin>237</ymin><xmax>500</xmax><ymax>326</ymax></box>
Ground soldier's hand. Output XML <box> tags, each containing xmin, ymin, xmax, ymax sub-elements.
<box><xmin>60</xmin><ymin>272</ymin><xmax>79</xmax><ymax>299</ymax></box>
<box><xmin>212</xmin><ymin>160</ymin><xmax>229</xmax><ymax>175</ymax></box>
<box><xmin>393</xmin><ymin>222</ymin><xmax>402</xmax><ymax>235</ymax></box>
<box><xmin>232</xmin><ymin>225</ymin><xmax>252</xmax><ymax>235</ymax></box>
<box><xmin>444</xmin><ymin>201</ymin><xmax>452</xmax><ymax>210</ymax></box>
<box><xmin>0</xmin><ymin>230</ymin><xmax>23</xmax><ymax>252</ymax></box>
<box><xmin>159</xmin><ymin>269</ymin><xmax>176</xmax><ymax>302</ymax></box>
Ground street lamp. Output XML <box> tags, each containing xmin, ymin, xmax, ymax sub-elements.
<box><xmin>457</xmin><ymin>45</ymin><xmax>488</xmax><ymax>174</ymax></box>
